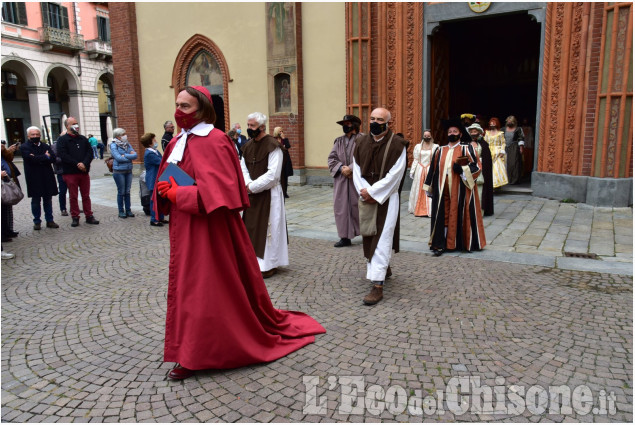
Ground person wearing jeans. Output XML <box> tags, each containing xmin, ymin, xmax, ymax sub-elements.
<box><xmin>51</xmin><ymin>140</ymin><xmax>68</xmax><ymax>215</ymax></box>
<box><xmin>110</xmin><ymin>128</ymin><xmax>138</xmax><ymax>218</ymax></box>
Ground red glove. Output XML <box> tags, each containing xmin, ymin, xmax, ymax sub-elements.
<box><xmin>156</xmin><ymin>176</ymin><xmax>178</xmax><ymax>204</ymax></box>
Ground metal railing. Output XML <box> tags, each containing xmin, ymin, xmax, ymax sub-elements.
<box><xmin>39</xmin><ymin>26</ymin><xmax>84</xmax><ymax>50</ymax></box>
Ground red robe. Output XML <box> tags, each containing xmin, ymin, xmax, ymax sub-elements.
<box><xmin>154</xmin><ymin>127</ymin><xmax>325</xmax><ymax>370</ymax></box>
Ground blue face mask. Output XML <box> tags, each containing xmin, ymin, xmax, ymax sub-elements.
<box><xmin>236</xmin><ymin>129</ymin><xmax>242</xmax><ymax>135</ymax></box>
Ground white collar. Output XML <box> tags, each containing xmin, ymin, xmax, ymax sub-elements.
<box><xmin>167</xmin><ymin>122</ymin><xmax>214</xmax><ymax>164</ymax></box>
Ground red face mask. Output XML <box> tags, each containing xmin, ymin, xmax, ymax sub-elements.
<box><xmin>174</xmin><ymin>109</ymin><xmax>200</xmax><ymax>130</ymax></box>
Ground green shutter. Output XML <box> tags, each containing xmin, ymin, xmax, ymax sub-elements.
<box><xmin>40</xmin><ymin>2</ymin><xmax>49</xmax><ymax>27</ymax></box>
<box><xmin>61</xmin><ymin>6</ymin><xmax>69</xmax><ymax>30</ymax></box>
<box><xmin>104</xmin><ymin>17</ymin><xmax>110</xmax><ymax>41</ymax></box>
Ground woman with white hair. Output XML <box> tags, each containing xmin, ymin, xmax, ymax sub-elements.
<box><xmin>109</xmin><ymin>128</ymin><xmax>138</xmax><ymax>218</ymax></box>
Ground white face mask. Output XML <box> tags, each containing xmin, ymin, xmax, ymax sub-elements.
<box><xmin>121</xmin><ymin>135</ymin><xmax>128</xmax><ymax>142</ymax></box>
<box><xmin>71</xmin><ymin>124</ymin><xmax>79</xmax><ymax>132</ymax></box>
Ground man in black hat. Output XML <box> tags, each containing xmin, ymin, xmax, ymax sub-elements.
<box><xmin>327</xmin><ymin>114</ymin><xmax>362</xmax><ymax>247</ymax></box>
<box><xmin>423</xmin><ymin>118</ymin><xmax>486</xmax><ymax>256</ymax></box>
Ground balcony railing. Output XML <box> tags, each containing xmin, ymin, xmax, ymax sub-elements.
<box><xmin>39</xmin><ymin>26</ymin><xmax>84</xmax><ymax>51</ymax></box>
<box><xmin>85</xmin><ymin>39</ymin><xmax>112</xmax><ymax>59</ymax></box>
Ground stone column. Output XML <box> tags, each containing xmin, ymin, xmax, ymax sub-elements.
<box><xmin>67</xmin><ymin>89</ymin><xmax>84</xmax><ymax>130</ymax></box>
<box><xmin>25</xmin><ymin>86</ymin><xmax>51</xmax><ymax>139</ymax></box>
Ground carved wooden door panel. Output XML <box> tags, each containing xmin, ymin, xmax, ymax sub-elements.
<box><xmin>430</xmin><ymin>26</ymin><xmax>449</xmax><ymax>144</ymax></box>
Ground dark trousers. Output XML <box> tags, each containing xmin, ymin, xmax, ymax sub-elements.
<box><xmin>57</xmin><ymin>174</ymin><xmax>67</xmax><ymax>212</ymax></box>
<box><xmin>63</xmin><ymin>173</ymin><xmax>93</xmax><ymax>218</ymax></box>
<box><xmin>31</xmin><ymin>196</ymin><xmax>53</xmax><ymax>224</ymax></box>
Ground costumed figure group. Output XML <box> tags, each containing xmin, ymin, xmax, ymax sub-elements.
<box><xmin>153</xmin><ymin>85</ymin><xmax>517</xmax><ymax>378</ymax></box>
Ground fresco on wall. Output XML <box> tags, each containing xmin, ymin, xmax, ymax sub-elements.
<box><xmin>267</xmin><ymin>2</ymin><xmax>295</xmax><ymax>58</ymax></box>
<box><xmin>186</xmin><ymin>50</ymin><xmax>223</xmax><ymax>97</ymax></box>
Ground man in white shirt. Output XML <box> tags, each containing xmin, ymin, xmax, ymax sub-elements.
<box><xmin>353</xmin><ymin>108</ymin><xmax>409</xmax><ymax>305</ymax></box>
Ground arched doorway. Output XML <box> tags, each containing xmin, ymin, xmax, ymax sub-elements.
<box><xmin>44</xmin><ymin>64</ymin><xmax>81</xmax><ymax>139</ymax></box>
<box><xmin>1</xmin><ymin>58</ymin><xmax>39</xmax><ymax>145</ymax></box>
<box><xmin>96</xmin><ymin>71</ymin><xmax>116</xmax><ymax>144</ymax></box>
<box><xmin>172</xmin><ymin>34</ymin><xmax>231</xmax><ymax>132</ymax></box>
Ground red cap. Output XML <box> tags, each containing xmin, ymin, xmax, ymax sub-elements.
<box><xmin>191</xmin><ymin>86</ymin><xmax>212</xmax><ymax>103</ymax></box>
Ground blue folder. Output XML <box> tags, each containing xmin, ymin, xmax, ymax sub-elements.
<box><xmin>158</xmin><ymin>163</ymin><xmax>196</xmax><ymax>186</ymax></box>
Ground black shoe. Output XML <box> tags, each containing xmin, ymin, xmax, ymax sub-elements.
<box><xmin>160</xmin><ymin>219</ymin><xmax>169</xmax><ymax>224</ymax></box>
<box><xmin>334</xmin><ymin>238</ymin><xmax>352</xmax><ymax>248</ymax></box>
<box><xmin>150</xmin><ymin>221</ymin><xmax>163</xmax><ymax>227</ymax></box>
<box><xmin>86</xmin><ymin>216</ymin><xmax>100</xmax><ymax>225</ymax></box>
<box><xmin>8</xmin><ymin>231</ymin><xmax>19</xmax><ymax>238</ymax></box>
<box><xmin>71</xmin><ymin>217</ymin><xmax>80</xmax><ymax>227</ymax></box>
<box><xmin>433</xmin><ymin>248</ymin><xmax>444</xmax><ymax>257</ymax></box>
<box><xmin>33</xmin><ymin>223</ymin><xmax>41</xmax><ymax>230</ymax></box>
<box><xmin>126</xmin><ymin>211</ymin><xmax>135</xmax><ymax>218</ymax></box>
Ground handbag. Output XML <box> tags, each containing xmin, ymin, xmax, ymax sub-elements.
<box><xmin>358</xmin><ymin>133</ymin><xmax>394</xmax><ymax>237</ymax></box>
<box><xmin>105</xmin><ymin>157</ymin><xmax>114</xmax><ymax>172</ymax></box>
<box><xmin>1</xmin><ymin>179</ymin><xmax>24</xmax><ymax>205</ymax></box>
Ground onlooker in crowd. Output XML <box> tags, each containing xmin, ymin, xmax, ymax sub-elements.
<box><xmin>272</xmin><ymin>127</ymin><xmax>293</xmax><ymax>199</ymax></box>
<box><xmin>504</xmin><ymin>115</ymin><xmax>525</xmax><ymax>185</ymax></box>
<box><xmin>485</xmin><ymin>117</ymin><xmax>508</xmax><ymax>189</ymax></box>
<box><xmin>20</xmin><ymin>126</ymin><xmax>60</xmax><ymax>230</ymax></box>
<box><xmin>227</xmin><ymin>129</ymin><xmax>241</xmax><ymax>157</ymax></box>
<box><xmin>140</xmin><ymin>132</ymin><xmax>165</xmax><ymax>226</ymax></box>
<box><xmin>232</xmin><ymin>122</ymin><xmax>248</xmax><ymax>158</ymax></box>
<box><xmin>154</xmin><ymin>86</ymin><xmax>324</xmax><ymax>380</ymax></box>
<box><xmin>460</xmin><ymin>113</ymin><xmax>476</xmax><ymax>143</ymax></box>
<box><xmin>521</xmin><ymin>117</ymin><xmax>534</xmax><ymax>176</ymax></box>
<box><xmin>328</xmin><ymin>114</ymin><xmax>362</xmax><ymax>247</ymax></box>
<box><xmin>468</xmin><ymin>123</ymin><xmax>494</xmax><ymax>216</ymax></box>
<box><xmin>408</xmin><ymin>129</ymin><xmax>438</xmax><ymax>217</ymax></box>
<box><xmin>161</xmin><ymin>121</ymin><xmax>175</xmax><ymax>152</ymax></box>
<box><xmin>88</xmin><ymin>134</ymin><xmax>99</xmax><ymax>159</ymax></box>
<box><xmin>97</xmin><ymin>140</ymin><xmax>105</xmax><ymax>159</ymax></box>
<box><xmin>2</xmin><ymin>163</ymin><xmax>17</xmax><ymax>258</ymax></box>
<box><xmin>56</xmin><ymin>117</ymin><xmax>99</xmax><ymax>227</ymax></box>
<box><xmin>110</xmin><ymin>128</ymin><xmax>138</xmax><ymax>218</ymax></box>
<box><xmin>423</xmin><ymin>118</ymin><xmax>486</xmax><ymax>256</ymax></box>
<box><xmin>241</xmin><ymin>112</ymin><xmax>288</xmax><ymax>278</ymax></box>
<box><xmin>353</xmin><ymin>107</ymin><xmax>409</xmax><ymax>305</ymax></box>
<box><xmin>50</xmin><ymin>139</ymin><xmax>69</xmax><ymax>216</ymax></box>
<box><xmin>1</xmin><ymin>140</ymin><xmax>21</xmax><ymax>240</ymax></box>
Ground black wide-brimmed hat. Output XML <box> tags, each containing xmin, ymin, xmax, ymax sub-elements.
<box><xmin>441</xmin><ymin>117</ymin><xmax>464</xmax><ymax>131</ymax></box>
<box><xmin>336</xmin><ymin>114</ymin><xmax>362</xmax><ymax>126</ymax></box>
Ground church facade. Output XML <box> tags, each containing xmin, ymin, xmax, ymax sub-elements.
<box><xmin>110</xmin><ymin>2</ymin><xmax>632</xmax><ymax>206</ymax></box>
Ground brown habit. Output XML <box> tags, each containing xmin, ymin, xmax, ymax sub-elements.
<box><xmin>353</xmin><ymin>130</ymin><xmax>409</xmax><ymax>260</ymax></box>
<box><xmin>241</xmin><ymin>135</ymin><xmax>280</xmax><ymax>258</ymax></box>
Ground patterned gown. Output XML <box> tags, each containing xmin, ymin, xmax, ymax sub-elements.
<box><xmin>485</xmin><ymin>130</ymin><xmax>508</xmax><ymax>188</ymax></box>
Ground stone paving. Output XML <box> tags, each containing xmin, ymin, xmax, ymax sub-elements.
<box><xmin>1</xmin><ymin>161</ymin><xmax>633</xmax><ymax>422</ymax></box>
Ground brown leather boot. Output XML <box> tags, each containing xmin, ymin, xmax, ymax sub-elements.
<box><xmin>363</xmin><ymin>284</ymin><xmax>383</xmax><ymax>305</ymax></box>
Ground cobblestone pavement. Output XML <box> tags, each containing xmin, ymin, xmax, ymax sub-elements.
<box><xmin>1</xmin><ymin>163</ymin><xmax>633</xmax><ymax>422</ymax></box>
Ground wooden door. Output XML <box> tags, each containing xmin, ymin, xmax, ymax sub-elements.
<box><xmin>430</xmin><ymin>26</ymin><xmax>449</xmax><ymax>145</ymax></box>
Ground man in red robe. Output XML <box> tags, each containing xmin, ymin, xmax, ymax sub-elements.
<box><xmin>154</xmin><ymin>86</ymin><xmax>325</xmax><ymax>380</ymax></box>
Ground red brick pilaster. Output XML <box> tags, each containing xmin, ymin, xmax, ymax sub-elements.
<box><xmin>109</xmin><ymin>3</ymin><xmax>144</xmax><ymax>158</ymax></box>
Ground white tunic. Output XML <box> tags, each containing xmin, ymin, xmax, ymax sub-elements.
<box><xmin>353</xmin><ymin>146</ymin><xmax>407</xmax><ymax>281</ymax></box>
<box><xmin>240</xmin><ymin>148</ymin><xmax>289</xmax><ymax>271</ymax></box>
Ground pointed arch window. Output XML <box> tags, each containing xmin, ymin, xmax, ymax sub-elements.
<box><xmin>173</xmin><ymin>35</ymin><xmax>231</xmax><ymax>132</ymax></box>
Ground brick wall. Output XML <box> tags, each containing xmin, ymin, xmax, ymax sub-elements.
<box><xmin>269</xmin><ymin>2</ymin><xmax>305</xmax><ymax>169</ymax></box>
<box><xmin>109</xmin><ymin>3</ymin><xmax>144</xmax><ymax>160</ymax></box>
<box><xmin>581</xmin><ymin>2</ymin><xmax>604</xmax><ymax>176</ymax></box>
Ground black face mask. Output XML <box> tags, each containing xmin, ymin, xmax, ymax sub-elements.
<box><xmin>423</xmin><ymin>137</ymin><xmax>432</xmax><ymax>142</ymax></box>
<box><xmin>448</xmin><ymin>134</ymin><xmax>460</xmax><ymax>143</ymax></box>
<box><xmin>29</xmin><ymin>137</ymin><xmax>41</xmax><ymax>144</ymax></box>
<box><xmin>369</xmin><ymin>122</ymin><xmax>387</xmax><ymax>136</ymax></box>
<box><xmin>470</xmin><ymin>134</ymin><xmax>480</xmax><ymax>140</ymax></box>
<box><xmin>247</xmin><ymin>128</ymin><xmax>261</xmax><ymax>139</ymax></box>
<box><xmin>342</xmin><ymin>125</ymin><xmax>353</xmax><ymax>134</ymax></box>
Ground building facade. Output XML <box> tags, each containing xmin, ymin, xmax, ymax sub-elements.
<box><xmin>110</xmin><ymin>2</ymin><xmax>632</xmax><ymax>206</ymax></box>
<box><xmin>1</xmin><ymin>2</ymin><xmax>115</xmax><ymax>145</ymax></box>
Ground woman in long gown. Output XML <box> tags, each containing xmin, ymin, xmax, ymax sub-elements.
<box><xmin>485</xmin><ymin>117</ymin><xmax>508</xmax><ymax>189</ymax></box>
<box><xmin>408</xmin><ymin>130</ymin><xmax>438</xmax><ymax>217</ymax></box>
<box><xmin>503</xmin><ymin>115</ymin><xmax>525</xmax><ymax>185</ymax></box>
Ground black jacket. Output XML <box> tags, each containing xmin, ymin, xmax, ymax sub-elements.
<box><xmin>19</xmin><ymin>140</ymin><xmax>58</xmax><ymax>198</ymax></box>
<box><xmin>161</xmin><ymin>132</ymin><xmax>174</xmax><ymax>151</ymax></box>
<box><xmin>56</xmin><ymin>133</ymin><xmax>93</xmax><ymax>174</ymax></box>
